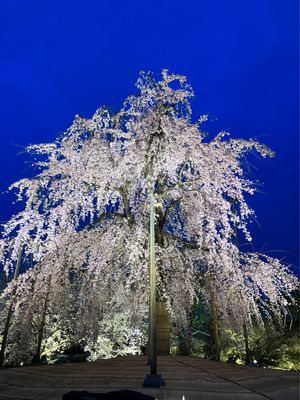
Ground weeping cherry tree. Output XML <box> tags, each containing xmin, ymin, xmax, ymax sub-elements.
<box><xmin>0</xmin><ymin>70</ymin><xmax>298</xmax><ymax>366</ymax></box>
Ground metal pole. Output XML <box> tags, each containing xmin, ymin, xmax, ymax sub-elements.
<box><xmin>149</xmin><ymin>184</ymin><xmax>157</xmax><ymax>374</ymax></box>
<box><xmin>143</xmin><ymin>183</ymin><xmax>164</xmax><ymax>387</ymax></box>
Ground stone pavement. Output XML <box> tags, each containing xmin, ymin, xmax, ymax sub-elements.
<box><xmin>0</xmin><ymin>355</ymin><xmax>298</xmax><ymax>400</ymax></box>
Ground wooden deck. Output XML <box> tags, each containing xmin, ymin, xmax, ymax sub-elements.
<box><xmin>0</xmin><ymin>355</ymin><xmax>298</xmax><ymax>399</ymax></box>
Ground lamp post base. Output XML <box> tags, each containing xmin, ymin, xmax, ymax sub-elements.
<box><xmin>143</xmin><ymin>374</ymin><xmax>165</xmax><ymax>387</ymax></box>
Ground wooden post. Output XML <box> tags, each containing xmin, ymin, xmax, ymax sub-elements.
<box><xmin>0</xmin><ymin>246</ymin><xmax>23</xmax><ymax>367</ymax></box>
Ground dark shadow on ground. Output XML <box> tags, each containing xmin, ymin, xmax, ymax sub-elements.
<box><xmin>62</xmin><ymin>389</ymin><xmax>155</xmax><ymax>400</ymax></box>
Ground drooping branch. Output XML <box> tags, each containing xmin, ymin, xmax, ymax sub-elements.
<box><xmin>0</xmin><ymin>246</ymin><xmax>23</xmax><ymax>367</ymax></box>
<box><xmin>119</xmin><ymin>183</ymin><xmax>134</xmax><ymax>224</ymax></box>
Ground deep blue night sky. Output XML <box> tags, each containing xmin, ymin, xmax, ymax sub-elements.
<box><xmin>0</xmin><ymin>1</ymin><xmax>298</xmax><ymax>270</ymax></box>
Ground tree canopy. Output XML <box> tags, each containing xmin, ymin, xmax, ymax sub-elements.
<box><xmin>0</xmin><ymin>70</ymin><xmax>298</xmax><ymax>365</ymax></box>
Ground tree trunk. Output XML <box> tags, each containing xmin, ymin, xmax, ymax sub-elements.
<box><xmin>0</xmin><ymin>247</ymin><xmax>23</xmax><ymax>367</ymax></box>
<box><xmin>32</xmin><ymin>277</ymin><xmax>51</xmax><ymax>363</ymax></box>
<box><xmin>146</xmin><ymin>301</ymin><xmax>171</xmax><ymax>357</ymax></box>
<box><xmin>156</xmin><ymin>302</ymin><xmax>170</xmax><ymax>354</ymax></box>
<box><xmin>243</xmin><ymin>322</ymin><xmax>252</xmax><ymax>364</ymax></box>
<box><xmin>211</xmin><ymin>290</ymin><xmax>220</xmax><ymax>361</ymax></box>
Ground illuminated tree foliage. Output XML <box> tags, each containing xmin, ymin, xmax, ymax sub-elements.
<box><xmin>0</xmin><ymin>70</ymin><xmax>298</xmax><ymax>364</ymax></box>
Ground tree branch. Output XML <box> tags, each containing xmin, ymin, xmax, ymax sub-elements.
<box><xmin>119</xmin><ymin>183</ymin><xmax>134</xmax><ymax>223</ymax></box>
<box><xmin>86</xmin><ymin>211</ymin><xmax>125</xmax><ymax>231</ymax></box>
<box><xmin>163</xmin><ymin>231</ymin><xmax>202</xmax><ymax>250</ymax></box>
